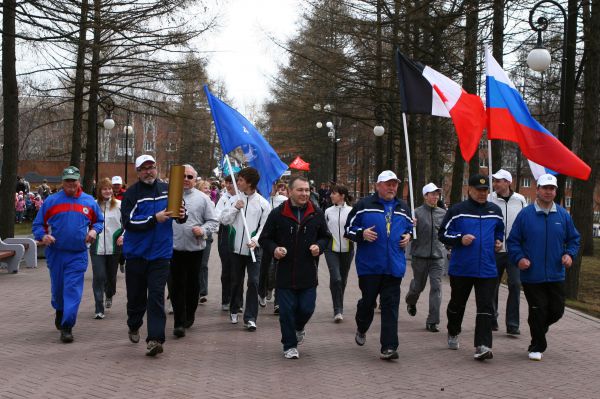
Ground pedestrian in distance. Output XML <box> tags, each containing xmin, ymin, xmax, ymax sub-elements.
<box><xmin>195</xmin><ymin>179</ymin><xmax>216</xmax><ymax>305</ymax></box>
<box><xmin>345</xmin><ymin>170</ymin><xmax>413</xmax><ymax>361</ymax></box>
<box><xmin>90</xmin><ymin>177</ymin><xmax>123</xmax><ymax>320</ymax></box>
<box><xmin>32</xmin><ymin>166</ymin><xmax>104</xmax><ymax>343</ymax></box>
<box><xmin>488</xmin><ymin>169</ymin><xmax>527</xmax><ymax>335</ymax></box>
<box><xmin>439</xmin><ymin>174</ymin><xmax>504</xmax><ymax>361</ymax></box>
<box><xmin>507</xmin><ymin>174</ymin><xmax>580</xmax><ymax>361</ymax></box>
<box><xmin>121</xmin><ymin>154</ymin><xmax>187</xmax><ymax>357</ymax></box>
<box><xmin>168</xmin><ymin>165</ymin><xmax>218</xmax><ymax>338</ymax></box>
<box><xmin>324</xmin><ymin>184</ymin><xmax>354</xmax><ymax>323</ymax></box>
<box><xmin>259</xmin><ymin>176</ymin><xmax>331</xmax><ymax>359</ymax></box>
<box><xmin>405</xmin><ymin>182</ymin><xmax>447</xmax><ymax>333</ymax></box>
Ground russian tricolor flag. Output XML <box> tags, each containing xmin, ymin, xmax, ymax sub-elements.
<box><xmin>485</xmin><ymin>48</ymin><xmax>591</xmax><ymax>181</ymax></box>
<box><xmin>395</xmin><ymin>50</ymin><xmax>486</xmax><ymax>162</ymax></box>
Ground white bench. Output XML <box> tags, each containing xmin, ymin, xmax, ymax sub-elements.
<box><xmin>0</xmin><ymin>239</ymin><xmax>25</xmax><ymax>274</ymax></box>
<box><xmin>4</xmin><ymin>238</ymin><xmax>38</xmax><ymax>269</ymax></box>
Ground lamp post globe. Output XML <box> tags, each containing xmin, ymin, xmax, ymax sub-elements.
<box><xmin>527</xmin><ymin>47</ymin><xmax>552</xmax><ymax>72</ymax></box>
<box><xmin>326</xmin><ymin>121</ymin><xmax>334</xmax><ymax>129</ymax></box>
<box><xmin>316</xmin><ymin>121</ymin><xmax>323</xmax><ymax>129</ymax></box>
<box><xmin>373</xmin><ymin>125</ymin><xmax>385</xmax><ymax>137</ymax></box>
<box><xmin>103</xmin><ymin>118</ymin><xmax>115</xmax><ymax>130</ymax></box>
<box><xmin>125</xmin><ymin>125</ymin><xmax>134</xmax><ymax>135</ymax></box>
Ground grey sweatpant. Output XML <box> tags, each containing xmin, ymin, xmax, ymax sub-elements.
<box><xmin>405</xmin><ymin>257</ymin><xmax>444</xmax><ymax>324</ymax></box>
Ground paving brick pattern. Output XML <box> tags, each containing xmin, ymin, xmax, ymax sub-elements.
<box><xmin>1</xmin><ymin>246</ymin><xmax>599</xmax><ymax>398</ymax></box>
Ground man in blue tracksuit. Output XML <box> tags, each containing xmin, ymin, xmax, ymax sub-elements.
<box><xmin>345</xmin><ymin>170</ymin><xmax>413</xmax><ymax>361</ymax></box>
<box><xmin>33</xmin><ymin>166</ymin><xmax>104</xmax><ymax>343</ymax></box>
<box><xmin>507</xmin><ymin>174</ymin><xmax>580</xmax><ymax>361</ymax></box>
<box><xmin>121</xmin><ymin>154</ymin><xmax>187</xmax><ymax>357</ymax></box>
<box><xmin>439</xmin><ymin>174</ymin><xmax>504</xmax><ymax>361</ymax></box>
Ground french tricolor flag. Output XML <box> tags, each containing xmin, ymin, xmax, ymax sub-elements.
<box><xmin>485</xmin><ymin>48</ymin><xmax>591</xmax><ymax>181</ymax></box>
<box><xmin>395</xmin><ymin>50</ymin><xmax>486</xmax><ymax>162</ymax></box>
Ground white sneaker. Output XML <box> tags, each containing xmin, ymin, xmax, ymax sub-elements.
<box><xmin>447</xmin><ymin>334</ymin><xmax>459</xmax><ymax>350</ymax></box>
<box><xmin>167</xmin><ymin>300</ymin><xmax>173</xmax><ymax>315</ymax></box>
<box><xmin>284</xmin><ymin>347</ymin><xmax>299</xmax><ymax>359</ymax></box>
<box><xmin>296</xmin><ymin>330</ymin><xmax>305</xmax><ymax>345</ymax></box>
<box><xmin>266</xmin><ymin>290</ymin><xmax>273</xmax><ymax>301</ymax></box>
<box><xmin>244</xmin><ymin>320</ymin><xmax>257</xmax><ymax>331</ymax></box>
<box><xmin>258</xmin><ymin>296</ymin><xmax>267</xmax><ymax>307</ymax></box>
<box><xmin>94</xmin><ymin>312</ymin><xmax>105</xmax><ymax>319</ymax></box>
<box><xmin>528</xmin><ymin>351</ymin><xmax>543</xmax><ymax>361</ymax></box>
<box><xmin>334</xmin><ymin>313</ymin><xmax>343</xmax><ymax>323</ymax></box>
<box><xmin>230</xmin><ymin>313</ymin><xmax>238</xmax><ymax>324</ymax></box>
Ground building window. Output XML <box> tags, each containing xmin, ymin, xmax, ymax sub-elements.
<box><xmin>166</xmin><ymin>142</ymin><xmax>176</xmax><ymax>152</ymax></box>
<box><xmin>348</xmin><ymin>172</ymin><xmax>357</xmax><ymax>183</ymax></box>
<box><xmin>522</xmin><ymin>177</ymin><xmax>530</xmax><ymax>188</ymax></box>
<box><xmin>565</xmin><ymin>178</ymin><xmax>572</xmax><ymax>189</ymax></box>
<box><xmin>479</xmin><ymin>157</ymin><xmax>488</xmax><ymax>168</ymax></box>
<box><xmin>565</xmin><ymin>197</ymin><xmax>571</xmax><ymax>208</ymax></box>
<box><xmin>348</xmin><ymin>153</ymin><xmax>356</xmax><ymax>165</ymax></box>
<box><xmin>117</xmin><ymin>135</ymin><xmax>134</xmax><ymax>157</ymax></box>
<box><xmin>462</xmin><ymin>194</ymin><xmax>468</xmax><ymax>201</ymax></box>
<box><xmin>144</xmin><ymin>139</ymin><xmax>155</xmax><ymax>152</ymax></box>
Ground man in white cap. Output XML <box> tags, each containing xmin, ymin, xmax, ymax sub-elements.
<box><xmin>121</xmin><ymin>154</ymin><xmax>187</xmax><ymax>356</ymax></box>
<box><xmin>488</xmin><ymin>169</ymin><xmax>527</xmax><ymax>335</ymax></box>
<box><xmin>111</xmin><ymin>176</ymin><xmax>126</xmax><ymax>200</ymax></box>
<box><xmin>345</xmin><ymin>170</ymin><xmax>413</xmax><ymax>360</ymax></box>
<box><xmin>405</xmin><ymin>182</ymin><xmax>447</xmax><ymax>332</ymax></box>
<box><xmin>507</xmin><ymin>174</ymin><xmax>580</xmax><ymax>361</ymax></box>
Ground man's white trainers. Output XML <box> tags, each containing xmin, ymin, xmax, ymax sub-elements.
<box><xmin>334</xmin><ymin>313</ymin><xmax>343</xmax><ymax>323</ymax></box>
<box><xmin>94</xmin><ymin>312</ymin><xmax>105</xmax><ymax>319</ymax></box>
<box><xmin>258</xmin><ymin>296</ymin><xmax>267</xmax><ymax>307</ymax></box>
<box><xmin>244</xmin><ymin>320</ymin><xmax>257</xmax><ymax>331</ymax></box>
<box><xmin>296</xmin><ymin>330</ymin><xmax>305</xmax><ymax>345</ymax></box>
<box><xmin>528</xmin><ymin>351</ymin><xmax>543</xmax><ymax>361</ymax></box>
<box><xmin>447</xmin><ymin>335</ymin><xmax>459</xmax><ymax>350</ymax></box>
<box><xmin>284</xmin><ymin>347</ymin><xmax>299</xmax><ymax>359</ymax></box>
<box><xmin>230</xmin><ymin>313</ymin><xmax>238</xmax><ymax>324</ymax></box>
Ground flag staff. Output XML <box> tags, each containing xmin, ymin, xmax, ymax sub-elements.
<box><xmin>487</xmin><ymin>138</ymin><xmax>493</xmax><ymax>189</ymax></box>
<box><xmin>224</xmin><ymin>154</ymin><xmax>257</xmax><ymax>263</ymax></box>
<box><xmin>401</xmin><ymin>113</ymin><xmax>417</xmax><ymax>239</ymax></box>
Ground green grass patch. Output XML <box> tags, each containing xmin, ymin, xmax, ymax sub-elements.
<box><xmin>567</xmin><ymin>238</ymin><xmax>600</xmax><ymax>318</ymax></box>
<box><xmin>14</xmin><ymin>221</ymin><xmax>33</xmax><ymax>236</ymax></box>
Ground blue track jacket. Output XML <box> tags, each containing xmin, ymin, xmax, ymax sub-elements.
<box><xmin>507</xmin><ymin>203</ymin><xmax>580</xmax><ymax>284</ymax></box>
<box><xmin>344</xmin><ymin>194</ymin><xmax>413</xmax><ymax>278</ymax></box>
<box><xmin>121</xmin><ymin>179</ymin><xmax>186</xmax><ymax>261</ymax></box>
<box><xmin>32</xmin><ymin>187</ymin><xmax>104</xmax><ymax>252</ymax></box>
<box><xmin>438</xmin><ymin>198</ymin><xmax>504</xmax><ymax>278</ymax></box>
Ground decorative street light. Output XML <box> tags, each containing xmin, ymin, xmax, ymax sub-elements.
<box><xmin>98</xmin><ymin>97</ymin><xmax>115</xmax><ymax>186</ymax></box>
<box><xmin>124</xmin><ymin>111</ymin><xmax>133</xmax><ymax>184</ymax></box>
<box><xmin>373</xmin><ymin>125</ymin><xmax>385</xmax><ymax>137</ymax></box>
<box><xmin>314</xmin><ymin>103</ymin><xmax>340</xmax><ymax>183</ymax></box>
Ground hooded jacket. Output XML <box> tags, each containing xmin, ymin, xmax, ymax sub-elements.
<box><xmin>259</xmin><ymin>200</ymin><xmax>330</xmax><ymax>289</ymax></box>
<box><xmin>92</xmin><ymin>199</ymin><xmax>122</xmax><ymax>255</ymax></box>
<box><xmin>410</xmin><ymin>203</ymin><xmax>446</xmax><ymax>259</ymax></box>
<box><xmin>507</xmin><ymin>202</ymin><xmax>580</xmax><ymax>283</ymax></box>
<box><xmin>488</xmin><ymin>191</ymin><xmax>527</xmax><ymax>252</ymax></box>
<box><xmin>324</xmin><ymin>203</ymin><xmax>353</xmax><ymax>252</ymax></box>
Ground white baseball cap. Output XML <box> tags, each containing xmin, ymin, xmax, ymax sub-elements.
<box><xmin>422</xmin><ymin>182</ymin><xmax>441</xmax><ymax>196</ymax></box>
<box><xmin>377</xmin><ymin>170</ymin><xmax>400</xmax><ymax>183</ymax></box>
<box><xmin>111</xmin><ymin>176</ymin><xmax>123</xmax><ymax>185</ymax></box>
<box><xmin>537</xmin><ymin>173</ymin><xmax>558</xmax><ymax>187</ymax></box>
<box><xmin>135</xmin><ymin>154</ymin><xmax>156</xmax><ymax>169</ymax></box>
<box><xmin>492</xmin><ymin>169</ymin><xmax>512</xmax><ymax>183</ymax></box>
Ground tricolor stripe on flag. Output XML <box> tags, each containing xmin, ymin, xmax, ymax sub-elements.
<box><xmin>395</xmin><ymin>50</ymin><xmax>486</xmax><ymax>162</ymax></box>
<box><xmin>485</xmin><ymin>48</ymin><xmax>591</xmax><ymax>181</ymax></box>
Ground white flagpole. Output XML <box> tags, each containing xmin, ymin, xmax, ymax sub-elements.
<box><xmin>487</xmin><ymin>138</ymin><xmax>493</xmax><ymax>189</ymax></box>
<box><xmin>401</xmin><ymin>112</ymin><xmax>417</xmax><ymax>239</ymax></box>
<box><xmin>225</xmin><ymin>155</ymin><xmax>256</xmax><ymax>262</ymax></box>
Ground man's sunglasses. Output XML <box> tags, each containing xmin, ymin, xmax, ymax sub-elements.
<box><xmin>184</xmin><ymin>175</ymin><xmax>195</xmax><ymax>180</ymax></box>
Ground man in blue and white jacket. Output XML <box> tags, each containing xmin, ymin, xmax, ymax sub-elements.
<box><xmin>345</xmin><ymin>170</ymin><xmax>413</xmax><ymax>361</ymax></box>
<box><xmin>121</xmin><ymin>154</ymin><xmax>187</xmax><ymax>357</ymax></box>
<box><xmin>507</xmin><ymin>173</ymin><xmax>580</xmax><ymax>362</ymax></box>
<box><xmin>439</xmin><ymin>174</ymin><xmax>504</xmax><ymax>361</ymax></box>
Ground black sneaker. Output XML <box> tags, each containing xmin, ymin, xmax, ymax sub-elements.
<box><xmin>407</xmin><ymin>304</ymin><xmax>417</xmax><ymax>317</ymax></box>
<box><xmin>60</xmin><ymin>327</ymin><xmax>73</xmax><ymax>343</ymax></box>
<box><xmin>128</xmin><ymin>329</ymin><xmax>140</xmax><ymax>343</ymax></box>
<box><xmin>173</xmin><ymin>327</ymin><xmax>186</xmax><ymax>338</ymax></box>
<box><xmin>55</xmin><ymin>310</ymin><xmax>63</xmax><ymax>330</ymax></box>
<box><xmin>146</xmin><ymin>340</ymin><xmax>163</xmax><ymax>357</ymax></box>
<box><xmin>273</xmin><ymin>305</ymin><xmax>280</xmax><ymax>315</ymax></box>
<box><xmin>105</xmin><ymin>297</ymin><xmax>112</xmax><ymax>309</ymax></box>
<box><xmin>355</xmin><ymin>331</ymin><xmax>366</xmax><ymax>346</ymax></box>
<box><xmin>507</xmin><ymin>327</ymin><xmax>520</xmax><ymax>336</ymax></box>
<box><xmin>491</xmin><ymin>321</ymin><xmax>499</xmax><ymax>331</ymax></box>
<box><xmin>426</xmin><ymin>323</ymin><xmax>439</xmax><ymax>332</ymax></box>
<box><xmin>380</xmin><ymin>349</ymin><xmax>399</xmax><ymax>360</ymax></box>
<box><xmin>474</xmin><ymin>345</ymin><xmax>493</xmax><ymax>361</ymax></box>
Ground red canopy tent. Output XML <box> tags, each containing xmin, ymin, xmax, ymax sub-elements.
<box><xmin>289</xmin><ymin>156</ymin><xmax>310</xmax><ymax>171</ymax></box>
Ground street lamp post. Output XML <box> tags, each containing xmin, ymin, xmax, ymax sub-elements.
<box><xmin>527</xmin><ymin>0</ymin><xmax>573</xmax><ymax>203</ymax></box>
<box><xmin>98</xmin><ymin>97</ymin><xmax>115</xmax><ymax>187</ymax></box>
<box><xmin>124</xmin><ymin>111</ymin><xmax>134</xmax><ymax>184</ymax></box>
<box><xmin>314</xmin><ymin>103</ymin><xmax>340</xmax><ymax>183</ymax></box>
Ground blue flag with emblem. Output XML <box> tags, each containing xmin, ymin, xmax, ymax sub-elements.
<box><xmin>204</xmin><ymin>86</ymin><xmax>288</xmax><ymax>198</ymax></box>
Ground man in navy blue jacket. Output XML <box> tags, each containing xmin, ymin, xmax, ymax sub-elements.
<box><xmin>507</xmin><ymin>174</ymin><xmax>580</xmax><ymax>361</ymax></box>
<box><xmin>439</xmin><ymin>174</ymin><xmax>504</xmax><ymax>361</ymax></box>
<box><xmin>345</xmin><ymin>170</ymin><xmax>413</xmax><ymax>361</ymax></box>
<box><xmin>121</xmin><ymin>155</ymin><xmax>187</xmax><ymax>356</ymax></box>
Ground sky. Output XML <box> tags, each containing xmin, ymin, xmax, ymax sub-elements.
<box><xmin>200</xmin><ymin>0</ymin><xmax>303</xmax><ymax>113</ymax></box>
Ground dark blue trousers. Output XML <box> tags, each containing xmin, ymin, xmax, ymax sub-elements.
<box><xmin>277</xmin><ymin>287</ymin><xmax>316</xmax><ymax>350</ymax></box>
<box><xmin>125</xmin><ymin>258</ymin><xmax>170</xmax><ymax>343</ymax></box>
<box><xmin>355</xmin><ymin>274</ymin><xmax>402</xmax><ymax>353</ymax></box>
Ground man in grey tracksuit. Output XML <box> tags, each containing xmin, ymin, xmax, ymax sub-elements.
<box><xmin>405</xmin><ymin>183</ymin><xmax>447</xmax><ymax>332</ymax></box>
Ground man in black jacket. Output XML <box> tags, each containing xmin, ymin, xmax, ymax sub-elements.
<box><xmin>259</xmin><ymin>176</ymin><xmax>331</xmax><ymax>359</ymax></box>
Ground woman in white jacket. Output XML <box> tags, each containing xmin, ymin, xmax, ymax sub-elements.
<box><xmin>324</xmin><ymin>185</ymin><xmax>354</xmax><ymax>322</ymax></box>
<box><xmin>90</xmin><ymin>178</ymin><xmax>123</xmax><ymax>319</ymax></box>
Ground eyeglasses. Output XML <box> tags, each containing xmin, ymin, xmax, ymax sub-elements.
<box><xmin>137</xmin><ymin>165</ymin><xmax>156</xmax><ymax>172</ymax></box>
<box><xmin>184</xmin><ymin>175</ymin><xmax>195</xmax><ymax>180</ymax></box>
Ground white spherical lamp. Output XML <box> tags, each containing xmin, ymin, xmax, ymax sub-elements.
<box><xmin>373</xmin><ymin>125</ymin><xmax>385</xmax><ymax>137</ymax></box>
<box><xmin>103</xmin><ymin>118</ymin><xmax>115</xmax><ymax>130</ymax></box>
<box><xmin>527</xmin><ymin>47</ymin><xmax>551</xmax><ymax>72</ymax></box>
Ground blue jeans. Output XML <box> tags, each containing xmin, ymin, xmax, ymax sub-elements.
<box><xmin>125</xmin><ymin>258</ymin><xmax>170</xmax><ymax>343</ymax></box>
<box><xmin>277</xmin><ymin>287</ymin><xmax>317</xmax><ymax>350</ymax></box>
<box><xmin>355</xmin><ymin>274</ymin><xmax>402</xmax><ymax>353</ymax></box>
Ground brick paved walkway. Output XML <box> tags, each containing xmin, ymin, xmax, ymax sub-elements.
<box><xmin>1</xmin><ymin>246</ymin><xmax>599</xmax><ymax>398</ymax></box>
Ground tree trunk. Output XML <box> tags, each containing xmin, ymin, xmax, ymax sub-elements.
<box><xmin>450</xmin><ymin>143</ymin><xmax>465</xmax><ymax>205</ymax></box>
<box><xmin>0</xmin><ymin>0</ymin><xmax>19</xmax><ymax>239</ymax></box>
<box><xmin>464</xmin><ymin>0</ymin><xmax>479</xmax><ymax>174</ymax></box>
<box><xmin>70</xmin><ymin>0</ymin><xmax>89</xmax><ymax>168</ymax></box>
<box><xmin>566</xmin><ymin>0</ymin><xmax>600</xmax><ymax>299</ymax></box>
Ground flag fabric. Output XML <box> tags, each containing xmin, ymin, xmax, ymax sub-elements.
<box><xmin>204</xmin><ymin>86</ymin><xmax>288</xmax><ymax>198</ymax></box>
<box><xmin>485</xmin><ymin>48</ymin><xmax>591</xmax><ymax>181</ymax></box>
<box><xmin>289</xmin><ymin>156</ymin><xmax>310</xmax><ymax>171</ymax></box>
<box><xmin>395</xmin><ymin>49</ymin><xmax>486</xmax><ymax>162</ymax></box>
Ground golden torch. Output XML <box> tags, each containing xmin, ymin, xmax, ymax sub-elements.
<box><xmin>167</xmin><ymin>165</ymin><xmax>185</xmax><ymax>215</ymax></box>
